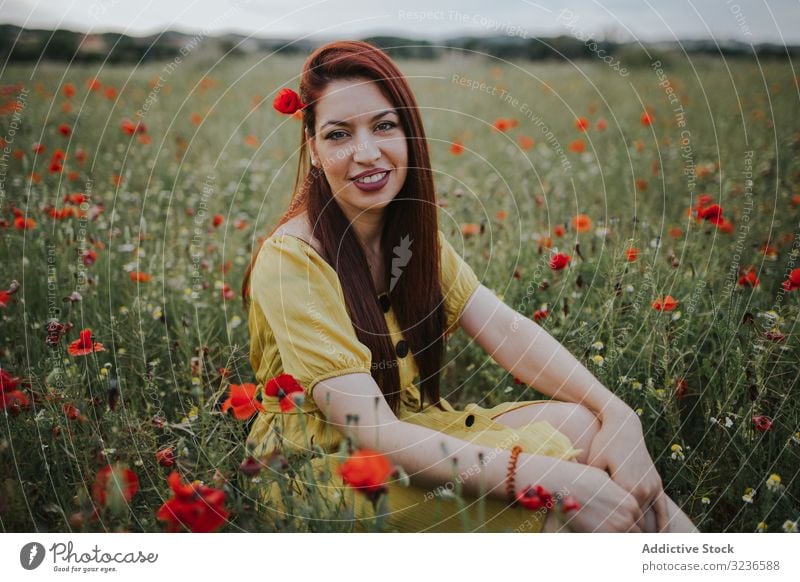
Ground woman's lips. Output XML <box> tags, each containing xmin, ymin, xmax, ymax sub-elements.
<box><xmin>352</xmin><ymin>169</ymin><xmax>390</xmax><ymax>192</ymax></box>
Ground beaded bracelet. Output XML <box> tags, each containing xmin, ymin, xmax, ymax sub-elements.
<box><xmin>505</xmin><ymin>445</ymin><xmax>523</xmax><ymax>504</ymax></box>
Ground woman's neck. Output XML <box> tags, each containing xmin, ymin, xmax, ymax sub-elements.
<box><xmin>344</xmin><ymin>207</ymin><xmax>386</xmax><ymax>257</ymax></box>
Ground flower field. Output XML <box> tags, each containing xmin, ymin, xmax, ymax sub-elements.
<box><xmin>1</xmin><ymin>52</ymin><xmax>798</xmax><ymax>532</ymax></box>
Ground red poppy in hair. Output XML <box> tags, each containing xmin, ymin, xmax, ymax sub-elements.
<box><xmin>273</xmin><ymin>88</ymin><xmax>305</xmax><ymax>115</ymax></box>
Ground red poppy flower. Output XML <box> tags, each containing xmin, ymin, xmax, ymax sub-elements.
<box><xmin>752</xmin><ymin>415</ymin><xmax>773</xmax><ymax>432</ymax></box>
<box><xmin>549</xmin><ymin>253</ymin><xmax>571</xmax><ymax>271</ymax></box>
<box><xmin>782</xmin><ymin>268</ymin><xmax>800</xmax><ymax>291</ymax></box>
<box><xmin>715</xmin><ymin>218</ymin><xmax>735</xmax><ymax>234</ymax></box>
<box><xmin>568</xmin><ymin>138</ymin><xmax>585</xmax><ymax>153</ymax></box>
<box><xmin>130</xmin><ymin>271</ymin><xmax>151</xmax><ymax>282</ymax></box>
<box><xmin>212</xmin><ymin>214</ymin><xmax>224</xmax><ymax>227</ymax></box>
<box><xmin>0</xmin><ymin>369</ymin><xmax>29</xmax><ymax>414</ymax></box>
<box><xmin>516</xmin><ymin>484</ymin><xmax>555</xmax><ymax>511</ymax></box>
<box><xmin>553</xmin><ymin>225</ymin><xmax>565</xmax><ymax>237</ymax></box>
<box><xmin>13</xmin><ymin>217</ymin><xmax>35</xmax><ymax>230</ymax></box>
<box><xmin>58</xmin><ymin>123</ymin><xmax>71</xmax><ymax>137</ymax></box>
<box><xmin>75</xmin><ymin>148</ymin><xmax>87</xmax><ymax>164</ymax></box>
<box><xmin>87</xmin><ymin>78</ymin><xmax>101</xmax><ymax>91</ymax></box>
<box><xmin>156</xmin><ymin>471</ymin><xmax>229</xmax><ymax>533</ymax></box>
<box><xmin>461</xmin><ymin>223</ymin><xmax>480</xmax><ymax>237</ymax></box>
<box><xmin>92</xmin><ymin>464</ymin><xmax>139</xmax><ymax>508</ymax></box>
<box><xmin>32</xmin><ymin>142</ymin><xmax>45</xmax><ymax>154</ymax></box>
<box><xmin>625</xmin><ymin>247</ymin><xmax>639</xmax><ymax>262</ymax></box>
<box><xmin>221</xmin><ymin>284</ymin><xmax>235</xmax><ymax>301</ymax></box>
<box><xmin>532</xmin><ymin>308</ymin><xmax>549</xmax><ymax>322</ymax></box>
<box><xmin>63</xmin><ymin>83</ymin><xmax>76</xmax><ymax>98</ymax></box>
<box><xmin>338</xmin><ymin>448</ymin><xmax>394</xmax><ymax>501</ymax></box>
<box><xmin>652</xmin><ymin>295</ymin><xmax>679</xmax><ymax>312</ymax></box>
<box><xmin>490</xmin><ymin>117</ymin><xmax>517</xmax><ymax>132</ymax></box>
<box><xmin>697</xmin><ymin>204</ymin><xmax>723</xmax><ymax>224</ymax></box>
<box><xmin>737</xmin><ymin>268</ymin><xmax>760</xmax><ymax>288</ymax></box>
<box><xmin>120</xmin><ymin>118</ymin><xmax>146</xmax><ymax>135</ymax></box>
<box><xmin>640</xmin><ymin>112</ymin><xmax>653</xmax><ymax>126</ymax></box>
<box><xmin>595</xmin><ymin>118</ymin><xmax>607</xmax><ymax>131</ymax></box>
<box><xmin>575</xmin><ymin>117</ymin><xmax>589</xmax><ymax>132</ymax></box>
<box><xmin>517</xmin><ymin>135</ymin><xmax>535</xmax><ymax>150</ymax></box>
<box><xmin>67</xmin><ymin>328</ymin><xmax>105</xmax><ymax>356</ymax></box>
<box><xmin>238</xmin><ymin>456</ymin><xmax>262</xmax><ymax>477</ymax></box>
<box><xmin>221</xmin><ymin>383</ymin><xmax>265</xmax><ymax>420</ymax></box>
<box><xmin>572</xmin><ymin>214</ymin><xmax>592</xmax><ymax>233</ymax></box>
<box><xmin>264</xmin><ymin>373</ymin><xmax>305</xmax><ymax>413</ymax></box>
<box><xmin>81</xmin><ymin>249</ymin><xmax>97</xmax><ymax>267</ymax></box>
<box><xmin>0</xmin><ymin>290</ymin><xmax>11</xmax><ymax>308</ymax></box>
<box><xmin>64</xmin><ymin>193</ymin><xmax>87</xmax><ymax>205</ymax></box>
<box><xmin>450</xmin><ymin>141</ymin><xmax>464</xmax><ymax>155</ymax></box>
<box><xmin>156</xmin><ymin>447</ymin><xmax>175</xmax><ymax>468</ymax></box>
<box><xmin>63</xmin><ymin>403</ymin><xmax>81</xmax><ymax>420</ymax></box>
<box><xmin>273</xmin><ymin>88</ymin><xmax>305</xmax><ymax>115</ymax></box>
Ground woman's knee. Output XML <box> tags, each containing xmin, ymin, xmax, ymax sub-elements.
<box><xmin>494</xmin><ymin>402</ymin><xmax>601</xmax><ymax>463</ymax></box>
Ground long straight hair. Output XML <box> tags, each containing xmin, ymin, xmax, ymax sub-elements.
<box><xmin>242</xmin><ymin>40</ymin><xmax>445</xmax><ymax>414</ymax></box>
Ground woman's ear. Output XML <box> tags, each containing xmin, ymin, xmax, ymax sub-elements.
<box><xmin>305</xmin><ymin>127</ymin><xmax>319</xmax><ymax>167</ymax></box>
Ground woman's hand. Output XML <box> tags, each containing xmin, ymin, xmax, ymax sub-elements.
<box><xmin>535</xmin><ymin>461</ymin><xmax>644</xmax><ymax>532</ymax></box>
<box><xmin>585</xmin><ymin>410</ymin><xmax>668</xmax><ymax>532</ymax></box>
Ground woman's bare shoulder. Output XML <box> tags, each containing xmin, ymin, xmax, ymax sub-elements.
<box><xmin>271</xmin><ymin>214</ymin><xmax>324</xmax><ymax>256</ymax></box>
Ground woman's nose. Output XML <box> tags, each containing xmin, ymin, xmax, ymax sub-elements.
<box><xmin>352</xmin><ymin>136</ymin><xmax>381</xmax><ymax>164</ymax></box>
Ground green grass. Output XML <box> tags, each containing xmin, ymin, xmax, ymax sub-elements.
<box><xmin>0</xmin><ymin>53</ymin><xmax>798</xmax><ymax>532</ymax></box>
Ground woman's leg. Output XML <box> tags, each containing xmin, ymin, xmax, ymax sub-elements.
<box><xmin>491</xmin><ymin>401</ymin><xmax>601</xmax><ymax>464</ymax></box>
<box><xmin>493</xmin><ymin>402</ymin><xmax>699</xmax><ymax>532</ymax></box>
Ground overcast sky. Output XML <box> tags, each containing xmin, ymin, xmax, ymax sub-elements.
<box><xmin>2</xmin><ymin>0</ymin><xmax>798</xmax><ymax>44</ymax></box>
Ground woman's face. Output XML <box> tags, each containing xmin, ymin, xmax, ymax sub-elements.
<box><xmin>306</xmin><ymin>78</ymin><xmax>408</xmax><ymax>221</ymax></box>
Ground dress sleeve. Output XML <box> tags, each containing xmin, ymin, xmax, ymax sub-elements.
<box><xmin>250</xmin><ymin>235</ymin><xmax>373</xmax><ymax>398</ymax></box>
<box><xmin>438</xmin><ymin>230</ymin><xmax>482</xmax><ymax>334</ymax></box>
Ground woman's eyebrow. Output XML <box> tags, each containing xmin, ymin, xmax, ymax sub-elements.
<box><xmin>320</xmin><ymin>109</ymin><xmax>397</xmax><ymax>130</ymax></box>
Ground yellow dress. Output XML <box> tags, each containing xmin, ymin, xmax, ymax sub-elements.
<box><xmin>246</xmin><ymin>230</ymin><xmax>582</xmax><ymax>532</ymax></box>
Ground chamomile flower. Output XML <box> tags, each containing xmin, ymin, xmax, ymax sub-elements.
<box><xmin>766</xmin><ymin>473</ymin><xmax>782</xmax><ymax>493</ymax></box>
<box><xmin>670</xmin><ymin>444</ymin><xmax>685</xmax><ymax>461</ymax></box>
<box><xmin>591</xmin><ymin>354</ymin><xmax>605</xmax><ymax>366</ymax></box>
<box><xmin>742</xmin><ymin>487</ymin><xmax>755</xmax><ymax>504</ymax></box>
<box><xmin>756</xmin><ymin>521</ymin><xmax>767</xmax><ymax>532</ymax></box>
<box><xmin>701</xmin><ymin>497</ymin><xmax>711</xmax><ymax>505</ymax></box>
<box><xmin>591</xmin><ymin>341</ymin><xmax>604</xmax><ymax>351</ymax></box>
<box><xmin>782</xmin><ymin>520</ymin><xmax>798</xmax><ymax>533</ymax></box>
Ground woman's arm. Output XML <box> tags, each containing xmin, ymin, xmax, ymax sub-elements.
<box><xmin>458</xmin><ymin>285</ymin><xmax>636</xmax><ymax>425</ymax></box>
<box><xmin>458</xmin><ymin>285</ymin><xmax>668</xmax><ymax>529</ymax></box>
<box><xmin>312</xmin><ymin>372</ymin><xmax>644</xmax><ymax>531</ymax></box>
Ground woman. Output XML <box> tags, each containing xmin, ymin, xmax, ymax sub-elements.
<box><xmin>241</xmin><ymin>40</ymin><xmax>698</xmax><ymax>533</ymax></box>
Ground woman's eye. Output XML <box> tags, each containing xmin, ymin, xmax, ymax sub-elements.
<box><xmin>326</xmin><ymin>121</ymin><xmax>395</xmax><ymax>141</ymax></box>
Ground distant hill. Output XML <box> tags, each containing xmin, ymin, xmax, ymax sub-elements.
<box><xmin>0</xmin><ymin>24</ymin><xmax>797</xmax><ymax>64</ymax></box>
